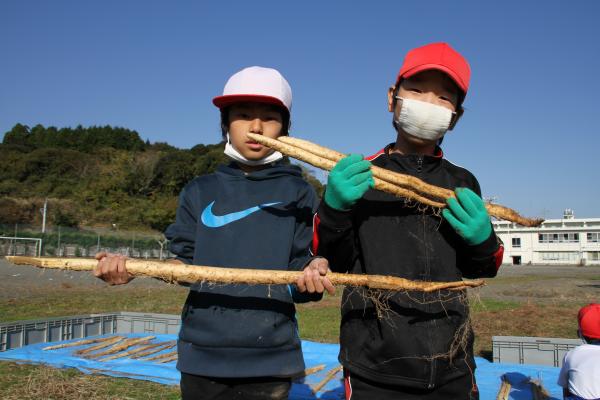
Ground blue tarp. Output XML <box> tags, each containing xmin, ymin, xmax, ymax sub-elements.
<box><xmin>0</xmin><ymin>334</ymin><xmax>563</xmax><ymax>399</ymax></box>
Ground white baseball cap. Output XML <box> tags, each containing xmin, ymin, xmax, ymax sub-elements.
<box><xmin>212</xmin><ymin>66</ymin><xmax>292</xmax><ymax>114</ymax></box>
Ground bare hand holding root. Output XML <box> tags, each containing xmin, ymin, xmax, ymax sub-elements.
<box><xmin>296</xmin><ymin>257</ymin><xmax>335</xmax><ymax>295</ymax></box>
<box><xmin>93</xmin><ymin>252</ymin><xmax>133</xmax><ymax>285</ymax></box>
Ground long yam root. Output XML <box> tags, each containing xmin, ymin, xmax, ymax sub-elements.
<box><xmin>157</xmin><ymin>354</ymin><xmax>178</xmax><ymax>363</ymax></box>
<box><xmin>251</xmin><ymin>134</ymin><xmax>543</xmax><ymax>227</ymax></box>
<box><xmin>496</xmin><ymin>374</ymin><xmax>511</xmax><ymax>400</ymax></box>
<box><xmin>131</xmin><ymin>341</ymin><xmax>176</xmax><ymax>359</ymax></box>
<box><xmin>143</xmin><ymin>350</ymin><xmax>177</xmax><ymax>362</ymax></box>
<box><xmin>311</xmin><ymin>365</ymin><xmax>343</xmax><ymax>393</ymax></box>
<box><xmin>6</xmin><ymin>256</ymin><xmax>484</xmax><ymax>292</ymax></box>
<box><xmin>280</xmin><ymin>136</ymin><xmax>451</xmax><ymax>202</ymax></box>
<box><xmin>75</xmin><ymin>336</ymin><xmax>125</xmax><ymax>355</ymax></box>
<box><xmin>258</xmin><ymin>135</ymin><xmax>444</xmax><ymax>207</ymax></box>
<box><xmin>292</xmin><ymin>364</ymin><xmax>327</xmax><ymax>380</ymax></box>
<box><xmin>43</xmin><ymin>335</ymin><xmax>117</xmax><ymax>351</ymax></box>
<box><xmin>85</xmin><ymin>336</ymin><xmax>155</xmax><ymax>359</ymax></box>
<box><xmin>98</xmin><ymin>342</ymin><xmax>164</xmax><ymax>362</ymax></box>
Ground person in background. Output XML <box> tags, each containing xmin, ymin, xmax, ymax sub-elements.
<box><xmin>558</xmin><ymin>303</ymin><xmax>600</xmax><ymax>400</ymax></box>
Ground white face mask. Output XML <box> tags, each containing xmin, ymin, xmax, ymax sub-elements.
<box><xmin>224</xmin><ymin>133</ymin><xmax>284</xmax><ymax>166</ymax></box>
<box><xmin>393</xmin><ymin>97</ymin><xmax>455</xmax><ymax>141</ymax></box>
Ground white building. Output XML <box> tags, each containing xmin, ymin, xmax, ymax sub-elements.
<box><xmin>493</xmin><ymin>209</ymin><xmax>600</xmax><ymax>266</ymax></box>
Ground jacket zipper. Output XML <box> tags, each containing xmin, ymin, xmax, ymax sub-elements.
<box><xmin>427</xmin><ymin>359</ymin><xmax>436</xmax><ymax>389</ymax></box>
<box><xmin>417</xmin><ymin>154</ymin><xmax>436</xmax><ymax>389</ymax></box>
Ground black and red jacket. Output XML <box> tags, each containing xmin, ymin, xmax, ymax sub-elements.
<box><xmin>314</xmin><ymin>144</ymin><xmax>503</xmax><ymax>389</ymax></box>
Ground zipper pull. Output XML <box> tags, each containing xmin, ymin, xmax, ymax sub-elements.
<box><xmin>417</xmin><ymin>156</ymin><xmax>423</xmax><ymax>173</ymax></box>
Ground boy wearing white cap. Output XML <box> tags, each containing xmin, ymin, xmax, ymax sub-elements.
<box><xmin>314</xmin><ymin>43</ymin><xmax>503</xmax><ymax>399</ymax></box>
<box><xmin>95</xmin><ymin>66</ymin><xmax>333</xmax><ymax>399</ymax></box>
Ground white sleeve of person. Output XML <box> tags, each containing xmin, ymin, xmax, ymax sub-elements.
<box><xmin>557</xmin><ymin>344</ymin><xmax>600</xmax><ymax>399</ymax></box>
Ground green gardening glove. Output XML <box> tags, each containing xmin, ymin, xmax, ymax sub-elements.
<box><xmin>324</xmin><ymin>154</ymin><xmax>374</xmax><ymax>211</ymax></box>
<box><xmin>442</xmin><ymin>187</ymin><xmax>492</xmax><ymax>245</ymax></box>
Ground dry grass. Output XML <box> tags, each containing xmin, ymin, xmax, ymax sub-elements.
<box><xmin>0</xmin><ymin>362</ymin><xmax>179</xmax><ymax>400</ymax></box>
<box><xmin>0</xmin><ymin>286</ymin><xmax>188</xmax><ymax>323</ymax></box>
<box><xmin>0</xmin><ymin>267</ymin><xmax>592</xmax><ymax>399</ymax></box>
<box><xmin>471</xmin><ymin>302</ymin><xmax>578</xmax><ymax>357</ymax></box>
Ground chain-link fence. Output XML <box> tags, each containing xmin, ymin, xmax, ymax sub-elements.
<box><xmin>0</xmin><ymin>223</ymin><xmax>173</xmax><ymax>259</ymax></box>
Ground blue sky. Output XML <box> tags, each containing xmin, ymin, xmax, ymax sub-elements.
<box><xmin>1</xmin><ymin>1</ymin><xmax>599</xmax><ymax>219</ymax></box>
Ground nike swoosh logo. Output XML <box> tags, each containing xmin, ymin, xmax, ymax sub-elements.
<box><xmin>201</xmin><ymin>201</ymin><xmax>281</xmax><ymax>228</ymax></box>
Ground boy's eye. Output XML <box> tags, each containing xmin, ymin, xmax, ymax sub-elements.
<box><xmin>439</xmin><ymin>96</ymin><xmax>451</xmax><ymax>102</ymax></box>
<box><xmin>408</xmin><ymin>88</ymin><xmax>422</xmax><ymax>93</ymax></box>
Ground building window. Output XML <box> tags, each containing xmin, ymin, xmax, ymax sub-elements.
<box><xmin>538</xmin><ymin>233</ymin><xmax>580</xmax><ymax>243</ymax></box>
<box><xmin>589</xmin><ymin>252</ymin><xmax>600</xmax><ymax>261</ymax></box>
<box><xmin>540</xmin><ymin>252</ymin><xmax>579</xmax><ymax>261</ymax></box>
<box><xmin>587</xmin><ymin>233</ymin><xmax>600</xmax><ymax>243</ymax></box>
<box><xmin>512</xmin><ymin>238</ymin><xmax>521</xmax><ymax>248</ymax></box>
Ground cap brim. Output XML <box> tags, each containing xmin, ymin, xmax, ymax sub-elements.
<box><xmin>399</xmin><ymin>64</ymin><xmax>468</xmax><ymax>94</ymax></box>
<box><xmin>212</xmin><ymin>94</ymin><xmax>287</xmax><ymax>111</ymax></box>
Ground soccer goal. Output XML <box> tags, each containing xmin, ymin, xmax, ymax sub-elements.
<box><xmin>0</xmin><ymin>236</ymin><xmax>43</xmax><ymax>257</ymax></box>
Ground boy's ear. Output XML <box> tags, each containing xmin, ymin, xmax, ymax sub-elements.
<box><xmin>387</xmin><ymin>86</ymin><xmax>396</xmax><ymax>112</ymax></box>
<box><xmin>448</xmin><ymin>107</ymin><xmax>464</xmax><ymax>131</ymax></box>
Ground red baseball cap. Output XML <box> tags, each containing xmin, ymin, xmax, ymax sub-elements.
<box><xmin>578</xmin><ymin>303</ymin><xmax>600</xmax><ymax>339</ymax></box>
<box><xmin>396</xmin><ymin>42</ymin><xmax>471</xmax><ymax>95</ymax></box>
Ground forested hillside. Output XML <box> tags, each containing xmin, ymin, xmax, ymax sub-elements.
<box><xmin>0</xmin><ymin>124</ymin><xmax>323</xmax><ymax>231</ymax></box>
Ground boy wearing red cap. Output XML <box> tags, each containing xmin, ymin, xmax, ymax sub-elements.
<box><xmin>558</xmin><ymin>303</ymin><xmax>600</xmax><ymax>400</ymax></box>
<box><xmin>95</xmin><ymin>66</ymin><xmax>334</xmax><ymax>400</ymax></box>
<box><xmin>314</xmin><ymin>43</ymin><xmax>504</xmax><ymax>399</ymax></box>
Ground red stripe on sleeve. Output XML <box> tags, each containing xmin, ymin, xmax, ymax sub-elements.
<box><xmin>494</xmin><ymin>244</ymin><xmax>504</xmax><ymax>271</ymax></box>
<box><xmin>311</xmin><ymin>213</ymin><xmax>321</xmax><ymax>255</ymax></box>
<box><xmin>365</xmin><ymin>148</ymin><xmax>385</xmax><ymax>161</ymax></box>
<box><xmin>344</xmin><ymin>369</ymin><xmax>352</xmax><ymax>400</ymax></box>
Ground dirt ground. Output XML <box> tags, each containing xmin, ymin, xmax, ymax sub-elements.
<box><xmin>0</xmin><ymin>258</ymin><xmax>165</xmax><ymax>300</ymax></box>
<box><xmin>1</xmin><ymin>258</ymin><xmax>598</xmax><ymax>303</ymax></box>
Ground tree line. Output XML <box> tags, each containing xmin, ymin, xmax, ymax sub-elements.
<box><xmin>0</xmin><ymin>124</ymin><xmax>323</xmax><ymax>232</ymax></box>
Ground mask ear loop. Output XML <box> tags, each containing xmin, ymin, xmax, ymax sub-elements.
<box><xmin>392</xmin><ymin>96</ymin><xmax>404</xmax><ymax>131</ymax></box>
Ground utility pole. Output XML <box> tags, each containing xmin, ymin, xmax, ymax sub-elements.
<box><xmin>157</xmin><ymin>236</ymin><xmax>167</xmax><ymax>261</ymax></box>
<box><xmin>57</xmin><ymin>226</ymin><xmax>61</xmax><ymax>257</ymax></box>
<box><xmin>11</xmin><ymin>223</ymin><xmax>17</xmax><ymax>255</ymax></box>
<box><xmin>40</xmin><ymin>198</ymin><xmax>48</xmax><ymax>234</ymax></box>
<box><xmin>130</xmin><ymin>233</ymin><xmax>135</xmax><ymax>257</ymax></box>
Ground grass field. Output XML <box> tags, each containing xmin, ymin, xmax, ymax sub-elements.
<box><xmin>0</xmin><ymin>265</ymin><xmax>593</xmax><ymax>399</ymax></box>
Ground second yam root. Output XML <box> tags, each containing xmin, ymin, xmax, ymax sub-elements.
<box><xmin>249</xmin><ymin>134</ymin><xmax>543</xmax><ymax>227</ymax></box>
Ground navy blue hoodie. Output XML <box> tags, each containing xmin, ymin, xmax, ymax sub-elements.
<box><xmin>165</xmin><ymin>161</ymin><xmax>319</xmax><ymax>378</ymax></box>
